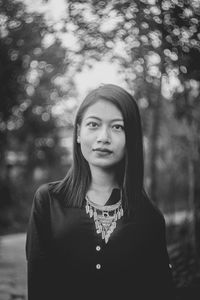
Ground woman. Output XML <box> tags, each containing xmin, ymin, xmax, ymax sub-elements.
<box><xmin>26</xmin><ymin>84</ymin><xmax>175</xmax><ymax>300</ymax></box>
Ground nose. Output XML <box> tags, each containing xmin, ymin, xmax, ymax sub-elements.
<box><xmin>96</xmin><ymin>126</ymin><xmax>111</xmax><ymax>143</ymax></box>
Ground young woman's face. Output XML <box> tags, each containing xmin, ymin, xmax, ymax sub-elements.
<box><xmin>77</xmin><ymin>100</ymin><xmax>126</xmax><ymax>170</ymax></box>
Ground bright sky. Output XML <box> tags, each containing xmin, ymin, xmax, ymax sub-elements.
<box><xmin>23</xmin><ymin>0</ymin><xmax>67</xmax><ymax>21</ymax></box>
<box><xmin>22</xmin><ymin>0</ymin><xmax>126</xmax><ymax>99</ymax></box>
<box><xmin>22</xmin><ymin>0</ymin><xmax>180</xmax><ymax>101</ymax></box>
<box><xmin>74</xmin><ymin>63</ymin><xmax>127</xmax><ymax>99</ymax></box>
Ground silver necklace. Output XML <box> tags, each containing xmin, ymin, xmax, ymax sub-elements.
<box><xmin>85</xmin><ymin>194</ymin><xmax>123</xmax><ymax>243</ymax></box>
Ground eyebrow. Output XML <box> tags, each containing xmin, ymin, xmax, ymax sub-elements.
<box><xmin>85</xmin><ymin>116</ymin><xmax>124</xmax><ymax>122</ymax></box>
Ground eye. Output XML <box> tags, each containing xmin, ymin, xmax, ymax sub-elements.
<box><xmin>87</xmin><ymin>121</ymin><xmax>99</xmax><ymax>128</ymax></box>
<box><xmin>113</xmin><ymin>124</ymin><xmax>124</xmax><ymax>131</ymax></box>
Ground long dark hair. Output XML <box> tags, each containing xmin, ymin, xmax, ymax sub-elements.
<box><xmin>55</xmin><ymin>84</ymin><xmax>144</xmax><ymax>215</ymax></box>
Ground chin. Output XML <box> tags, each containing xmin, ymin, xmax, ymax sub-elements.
<box><xmin>90</xmin><ymin>160</ymin><xmax>120</xmax><ymax>169</ymax></box>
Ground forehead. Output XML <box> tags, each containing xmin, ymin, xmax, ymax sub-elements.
<box><xmin>83</xmin><ymin>99</ymin><xmax>123</xmax><ymax>120</ymax></box>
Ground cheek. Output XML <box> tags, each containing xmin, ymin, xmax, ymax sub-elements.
<box><xmin>81</xmin><ymin>141</ymin><xmax>90</xmax><ymax>153</ymax></box>
<box><xmin>80</xmin><ymin>131</ymin><xmax>93</xmax><ymax>151</ymax></box>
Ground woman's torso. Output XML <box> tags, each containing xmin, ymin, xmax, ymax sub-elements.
<box><xmin>27</xmin><ymin>181</ymin><xmax>174</xmax><ymax>300</ymax></box>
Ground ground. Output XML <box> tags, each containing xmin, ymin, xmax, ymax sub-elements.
<box><xmin>0</xmin><ymin>233</ymin><xmax>27</xmax><ymax>300</ymax></box>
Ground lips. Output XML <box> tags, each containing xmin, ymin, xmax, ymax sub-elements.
<box><xmin>93</xmin><ymin>148</ymin><xmax>113</xmax><ymax>153</ymax></box>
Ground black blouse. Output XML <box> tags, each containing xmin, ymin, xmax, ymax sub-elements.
<box><xmin>26</xmin><ymin>181</ymin><xmax>175</xmax><ymax>300</ymax></box>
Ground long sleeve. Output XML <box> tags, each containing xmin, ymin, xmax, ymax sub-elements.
<box><xmin>151</xmin><ymin>215</ymin><xmax>176</xmax><ymax>300</ymax></box>
<box><xmin>25</xmin><ymin>185</ymin><xmax>52</xmax><ymax>300</ymax></box>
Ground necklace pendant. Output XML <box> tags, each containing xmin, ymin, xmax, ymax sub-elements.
<box><xmin>102</xmin><ymin>211</ymin><xmax>109</xmax><ymax>218</ymax></box>
<box><xmin>86</xmin><ymin>203</ymin><xmax>89</xmax><ymax>214</ymax></box>
<box><xmin>85</xmin><ymin>195</ymin><xmax>123</xmax><ymax>243</ymax></box>
<box><xmin>120</xmin><ymin>207</ymin><xmax>124</xmax><ymax>217</ymax></box>
<box><xmin>105</xmin><ymin>235</ymin><xmax>109</xmax><ymax>243</ymax></box>
<box><xmin>89</xmin><ymin>208</ymin><xmax>93</xmax><ymax>218</ymax></box>
<box><xmin>117</xmin><ymin>208</ymin><xmax>121</xmax><ymax>219</ymax></box>
<box><xmin>93</xmin><ymin>210</ymin><xmax>97</xmax><ymax>220</ymax></box>
<box><xmin>112</xmin><ymin>221</ymin><xmax>116</xmax><ymax>229</ymax></box>
<box><xmin>95</xmin><ymin>220</ymin><xmax>98</xmax><ymax>229</ymax></box>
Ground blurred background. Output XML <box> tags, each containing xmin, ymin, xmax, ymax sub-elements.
<box><xmin>0</xmin><ymin>0</ymin><xmax>200</xmax><ymax>299</ymax></box>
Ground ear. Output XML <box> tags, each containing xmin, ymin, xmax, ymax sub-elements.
<box><xmin>77</xmin><ymin>124</ymin><xmax>80</xmax><ymax>143</ymax></box>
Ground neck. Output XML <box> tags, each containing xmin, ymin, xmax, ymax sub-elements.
<box><xmin>89</xmin><ymin>166</ymin><xmax>118</xmax><ymax>193</ymax></box>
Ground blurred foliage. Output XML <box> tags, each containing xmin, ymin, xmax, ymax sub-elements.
<box><xmin>64</xmin><ymin>0</ymin><xmax>200</xmax><ymax>254</ymax></box>
<box><xmin>64</xmin><ymin>0</ymin><xmax>200</xmax><ymax>201</ymax></box>
<box><xmin>63</xmin><ymin>0</ymin><xmax>200</xmax><ymax>294</ymax></box>
<box><xmin>0</xmin><ymin>0</ymin><xmax>200</xmax><ymax>295</ymax></box>
<box><xmin>0</xmin><ymin>0</ymin><xmax>75</xmax><ymax>234</ymax></box>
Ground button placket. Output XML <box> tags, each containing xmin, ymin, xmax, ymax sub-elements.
<box><xmin>95</xmin><ymin>239</ymin><xmax>103</xmax><ymax>270</ymax></box>
<box><xmin>96</xmin><ymin>245</ymin><xmax>101</xmax><ymax>251</ymax></box>
<box><xmin>96</xmin><ymin>263</ymin><xmax>101</xmax><ymax>269</ymax></box>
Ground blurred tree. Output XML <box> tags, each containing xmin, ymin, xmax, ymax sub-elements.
<box><xmin>0</xmin><ymin>0</ymin><xmax>73</xmax><ymax>233</ymax></box>
<box><xmin>163</xmin><ymin>1</ymin><xmax>200</xmax><ymax>257</ymax></box>
<box><xmin>173</xmin><ymin>79</ymin><xmax>200</xmax><ymax>257</ymax></box>
<box><xmin>62</xmin><ymin>0</ymin><xmax>200</xmax><ymax>257</ymax></box>
<box><xmin>65</xmin><ymin>0</ymin><xmax>200</xmax><ymax>203</ymax></box>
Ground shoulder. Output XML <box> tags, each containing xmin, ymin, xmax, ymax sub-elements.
<box><xmin>35</xmin><ymin>180</ymin><xmax>61</xmax><ymax>195</ymax></box>
<box><xmin>33</xmin><ymin>180</ymin><xmax>62</xmax><ymax>208</ymax></box>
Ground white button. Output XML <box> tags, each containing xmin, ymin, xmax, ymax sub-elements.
<box><xmin>96</xmin><ymin>264</ymin><xmax>101</xmax><ymax>269</ymax></box>
<box><xmin>96</xmin><ymin>245</ymin><xmax>101</xmax><ymax>251</ymax></box>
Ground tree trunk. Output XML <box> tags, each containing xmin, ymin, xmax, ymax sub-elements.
<box><xmin>193</xmin><ymin>156</ymin><xmax>200</xmax><ymax>260</ymax></box>
<box><xmin>188</xmin><ymin>154</ymin><xmax>195</xmax><ymax>246</ymax></box>
<box><xmin>149</xmin><ymin>93</ymin><xmax>161</xmax><ymax>203</ymax></box>
<box><xmin>185</xmin><ymin>102</ymin><xmax>200</xmax><ymax>260</ymax></box>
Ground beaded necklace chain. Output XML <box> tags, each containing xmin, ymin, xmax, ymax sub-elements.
<box><xmin>85</xmin><ymin>194</ymin><xmax>123</xmax><ymax>243</ymax></box>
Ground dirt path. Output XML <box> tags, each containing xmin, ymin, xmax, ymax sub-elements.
<box><xmin>0</xmin><ymin>233</ymin><xmax>27</xmax><ymax>300</ymax></box>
